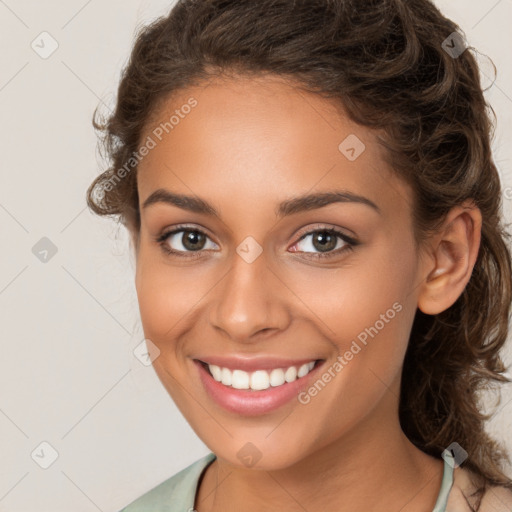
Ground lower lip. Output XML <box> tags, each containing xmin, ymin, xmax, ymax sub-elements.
<box><xmin>194</xmin><ymin>360</ymin><xmax>322</xmax><ymax>416</ymax></box>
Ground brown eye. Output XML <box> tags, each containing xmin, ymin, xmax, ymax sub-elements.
<box><xmin>157</xmin><ymin>226</ymin><xmax>218</xmax><ymax>257</ymax></box>
<box><xmin>292</xmin><ymin>228</ymin><xmax>355</xmax><ymax>258</ymax></box>
<box><xmin>311</xmin><ymin>231</ymin><xmax>338</xmax><ymax>252</ymax></box>
<box><xmin>180</xmin><ymin>230</ymin><xmax>207</xmax><ymax>251</ymax></box>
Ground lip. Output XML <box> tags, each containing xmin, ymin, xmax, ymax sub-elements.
<box><xmin>194</xmin><ymin>358</ymin><xmax>324</xmax><ymax>416</ymax></box>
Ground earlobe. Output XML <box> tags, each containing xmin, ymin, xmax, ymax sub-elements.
<box><xmin>417</xmin><ymin>201</ymin><xmax>482</xmax><ymax>316</ymax></box>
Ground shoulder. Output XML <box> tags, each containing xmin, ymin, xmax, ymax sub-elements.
<box><xmin>478</xmin><ymin>484</ymin><xmax>512</xmax><ymax>511</ymax></box>
<box><xmin>447</xmin><ymin>465</ymin><xmax>512</xmax><ymax>512</ymax></box>
<box><xmin>118</xmin><ymin>452</ymin><xmax>216</xmax><ymax>512</ymax></box>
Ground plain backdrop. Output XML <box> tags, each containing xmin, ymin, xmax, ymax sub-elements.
<box><xmin>0</xmin><ymin>0</ymin><xmax>511</xmax><ymax>510</ymax></box>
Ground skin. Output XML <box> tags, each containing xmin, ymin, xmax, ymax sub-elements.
<box><xmin>131</xmin><ymin>75</ymin><xmax>482</xmax><ymax>512</ymax></box>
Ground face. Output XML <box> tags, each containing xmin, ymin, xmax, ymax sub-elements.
<box><xmin>134</xmin><ymin>75</ymin><xmax>425</xmax><ymax>470</ymax></box>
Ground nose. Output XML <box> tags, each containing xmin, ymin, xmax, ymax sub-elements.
<box><xmin>208</xmin><ymin>246</ymin><xmax>291</xmax><ymax>343</ymax></box>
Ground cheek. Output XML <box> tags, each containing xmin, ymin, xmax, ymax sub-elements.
<box><xmin>289</xmin><ymin>241</ymin><xmax>418</xmax><ymax>440</ymax></box>
<box><xmin>299</xmin><ymin>235</ymin><xmax>418</xmax><ymax>406</ymax></box>
<box><xmin>135</xmin><ymin>260</ymin><xmax>173</xmax><ymax>340</ymax></box>
<box><xmin>293</xmin><ymin>235</ymin><xmax>416</xmax><ymax>336</ymax></box>
<box><xmin>134</xmin><ymin>248</ymin><xmax>203</xmax><ymax>341</ymax></box>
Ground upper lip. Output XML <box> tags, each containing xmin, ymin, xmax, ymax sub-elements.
<box><xmin>194</xmin><ymin>355</ymin><xmax>321</xmax><ymax>372</ymax></box>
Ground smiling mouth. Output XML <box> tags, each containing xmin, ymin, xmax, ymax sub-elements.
<box><xmin>197</xmin><ymin>359</ymin><xmax>321</xmax><ymax>391</ymax></box>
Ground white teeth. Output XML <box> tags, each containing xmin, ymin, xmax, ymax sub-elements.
<box><xmin>284</xmin><ymin>366</ymin><xmax>297</xmax><ymax>382</ymax></box>
<box><xmin>221</xmin><ymin>367</ymin><xmax>232</xmax><ymax>386</ymax></box>
<box><xmin>269</xmin><ymin>368</ymin><xmax>285</xmax><ymax>387</ymax></box>
<box><xmin>297</xmin><ymin>363</ymin><xmax>310</xmax><ymax>378</ymax></box>
<box><xmin>209</xmin><ymin>364</ymin><xmax>222</xmax><ymax>382</ymax></box>
<box><xmin>250</xmin><ymin>370</ymin><xmax>270</xmax><ymax>390</ymax></box>
<box><xmin>231</xmin><ymin>369</ymin><xmax>250</xmax><ymax>389</ymax></box>
<box><xmin>207</xmin><ymin>361</ymin><xmax>316</xmax><ymax>391</ymax></box>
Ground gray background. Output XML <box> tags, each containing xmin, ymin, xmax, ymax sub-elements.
<box><xmin>0</xmin><ymin>0</ymin><xmax>511</xmax><ymax>510</ymax></box>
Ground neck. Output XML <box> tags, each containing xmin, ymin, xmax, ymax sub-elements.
<box><xmin>196</xmin><ymin>395</ymin><xmax>444</xmax><ymax>512</ymax></box>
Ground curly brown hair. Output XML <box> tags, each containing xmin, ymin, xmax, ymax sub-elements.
<box><xmin>86</xmin><ymin>0</ymin><xmax>512</xmax><ymax>501</ymax></box>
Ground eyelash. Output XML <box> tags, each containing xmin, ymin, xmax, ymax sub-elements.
<box><xmin>155</xmin><ymin>224</ymin><xmax>358</xmax><ymax>261</ymax></box>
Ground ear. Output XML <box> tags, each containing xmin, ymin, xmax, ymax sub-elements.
<box><xmin>417</xmin><ymin>200</ymin><xmax>482</xmax><ymax>315</ymax></box>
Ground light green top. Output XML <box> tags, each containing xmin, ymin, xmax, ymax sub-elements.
<box><xmin>120</xmin><ymin>452</ymin><xmax>456</xmax><ymax>512</ymax></box>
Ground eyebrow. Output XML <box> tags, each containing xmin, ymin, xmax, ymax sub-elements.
<box><xmin>142</xmin><ymin>188</ymin><xmax>381</xmax><ymax>218</ymax></box>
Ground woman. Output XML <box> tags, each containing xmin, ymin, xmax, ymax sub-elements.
<box><xmin>87</xmin><ymin>0</ymin><xmax>512</xmax><ymax>510</ymax></box>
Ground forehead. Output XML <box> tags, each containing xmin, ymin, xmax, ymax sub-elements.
<box><xmin>137</xmin><ymin>75</ymin><xmax>412</xmax><ymax>220</ymax></box>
